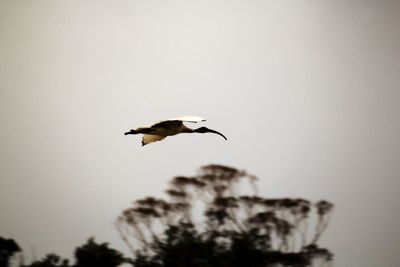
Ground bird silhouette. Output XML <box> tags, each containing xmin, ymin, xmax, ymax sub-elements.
<box><xmin>124</xmin><ymin>116</ymin><xmax>227</xmax><ymax>146</ymax></box>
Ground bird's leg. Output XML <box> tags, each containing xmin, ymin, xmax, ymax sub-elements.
<box><xmin>124</xmin><ymin>127</ymin><xmax>156</xmax><ymax>135</ymax></box>
<box><xmin>124</xmin><ymin>129</ymin><xmax>138</xmax><ymax>135</ymax></box>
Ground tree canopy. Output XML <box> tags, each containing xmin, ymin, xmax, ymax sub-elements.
<box><xmin>117</xmin><ymin>164</ymin><xmax>334</xmax><ymax>267</ymax></box>
<box><xmin>21</xmin><ymin>238</ymin><xmax>127</xmax><ymax>267</ymax></box>
<box><xmin>3</xmin><ymin>164</ymin><xmax>333</xmax><ymax>267</ymax></box>
<box><xmin>0</xmin><ymin>237</ymin><xmax>21</xmax><ymax>267</ymax></box>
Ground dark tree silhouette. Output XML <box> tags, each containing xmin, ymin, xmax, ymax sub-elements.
<box><xmin>117</xmin><ymin>164</ymin><xmax>334</xmax><ymax>267</ymax></box>
<box><xmin>74</xmin><ymin>238</ymin><xmax>126</xmax><ymax>267</ymax></box>
<box><xmin>27</xmin><ymin>254</ymin><xmax>70</xmax><ymax>267</ymax></box>
<box><xmin>0</xmin><ymin>237</ymin><xmax>21</xmax><ymax>267</ymax></box>
<box><xmin>24</xmin><ymin>238</ymin><xmax>127</xmax><ymax>267</ymax></box>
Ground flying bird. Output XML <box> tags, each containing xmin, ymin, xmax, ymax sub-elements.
<box><xmin>124</xmin><ymin>116</ymin><xmax>227</xmax><ymax>146</ymax></box>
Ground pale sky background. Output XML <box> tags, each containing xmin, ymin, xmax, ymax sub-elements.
<box><xmin>1</xmin><ymin>1</ymin><xmax>399</xmax><ymax>266</ymax></box>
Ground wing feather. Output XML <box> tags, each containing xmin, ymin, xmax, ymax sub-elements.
<box><xmin>150</xmin><ymin>120</ymin><xmax>183</xmax><ymax>129</ymax></box>
<box><xmin>170</xmin><ymin>116</ymin><xmax>206</xmax><ymax>123</ymax></box>
<box><xmin>150</xmin><ymin>116</ymin><xmax>205</xmax><ymax>128</ymax></box>
<box><xmin>142</xmin><ymin>135</ymin><xmax>166</xmax><ymax>146</ymax></box>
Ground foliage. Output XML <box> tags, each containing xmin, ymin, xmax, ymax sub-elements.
<box><xmin>117</xmin><ymin>164</ymin><xmax>334</xmax><ymax>267</ymax></box>
<box><xmin>74</xmin><ymin>238</ymin><xmax>126</xmax><ymax>267</ymax></box>
<box><xmin>24</xmin><ymin>238</ymin><xmax>128</xmax><ymax>267</ymax></box>
<box><xmin>27</xmin><ymin>254</ymin><xmax>70</xmax><ymax>267</ymax></box>
<box><xmin>0</xmin><ymin>237</ymin><xmax>21</xmax><ymax>267</ymax></box>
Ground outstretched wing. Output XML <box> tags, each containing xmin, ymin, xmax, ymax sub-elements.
<box><xmin>150</xmin><ymin>120</ymin><xmax>183</xmax><ymax>131</ymax></box>
<box><xmin>150</xmin><ymin>116</ymin><xmax>205</xmax><ymax>129</ymax></box>
<box><xmin>170</xmin><ymin>116</ymin><xmax>206</xmax><ymax>123</ymax></box>
<box><xmin>139</xmin><ymin>116</ymin><xmax>206</xmax><ymax>144</ymax></box>
<box><xmin>142</xmin><ymin>134</ymin><xmax>166</xmax><ymax>146</ymax></box>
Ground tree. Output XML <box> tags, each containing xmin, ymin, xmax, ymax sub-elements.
<box><xmin>25</xmin><ymin>238</ymin><xmax>127</xmax><ymax>267</ymax></box>
<box><xmin>27</xmin><ymin>254</ymin><xmax>70</xmax><ymax>267</ymax></box>
<box><xmin>0</xmin><ymin>237</ymin><xmax>21</xmax><ymax>267</ymax></box>
<box><xmin>117</xmin><ymin>164</ymin><xmax>334</xmax><ymax>267</ymax></box>
<box><xmin>74</xmin><ymin>238</ymin><xmax>127</xmax><ymax>267</ymax></box>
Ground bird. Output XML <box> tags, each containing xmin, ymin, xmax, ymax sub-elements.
<box><xmin>124</xmin><ymin>116</ymin><xmax>227</xmax><ymax>146</ymax></box>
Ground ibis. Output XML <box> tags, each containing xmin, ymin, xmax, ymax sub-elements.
<box><xmin>124</xmin><ymin>116</ymin><xmax>227</xmax><ymax>146</ymax></box>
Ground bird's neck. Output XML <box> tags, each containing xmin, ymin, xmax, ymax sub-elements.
<box><xmin>181</xmin><ymin>125</ymin><xmax>194</xmax><ymax>133</ymax></box>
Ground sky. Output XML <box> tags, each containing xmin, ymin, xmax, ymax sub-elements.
<box><xmin>0</xmin><ymin>1</ymin><xmax>399</xmax><ymax>266</ymax></box>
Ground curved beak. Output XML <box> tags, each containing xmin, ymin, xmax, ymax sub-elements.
<box><xmin>206</xmin><ymin>129</ymin><xmax>228</xmax><ymax>140</ymax></box>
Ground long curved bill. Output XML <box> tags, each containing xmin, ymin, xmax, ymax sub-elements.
<box><xmin>207</xmin><ymin>129</ymin><xmax>228</xmax><ymax>140</ymax></box>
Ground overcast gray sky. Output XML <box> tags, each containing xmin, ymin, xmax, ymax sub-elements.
<box><xmin>1</xmin><ymin>1</ymin><xmax>399</xmax><ymax>266</ymax></box>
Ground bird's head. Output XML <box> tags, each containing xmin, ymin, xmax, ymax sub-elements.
<box><xmin>194</xmin><ymin>127</ymin><xmax>227</xmax><ymax>140</ymax></box>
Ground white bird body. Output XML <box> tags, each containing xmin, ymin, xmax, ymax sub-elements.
<box><xmin>125</xmin><ymin>116</ymin><xmax>226</xmax><ymax>146</ymax></box>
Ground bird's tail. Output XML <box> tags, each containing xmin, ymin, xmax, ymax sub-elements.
<box><xmin>124</xmin><ymin>129</ymin><xmax>137</xmax><ymax>135</ymax></box>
